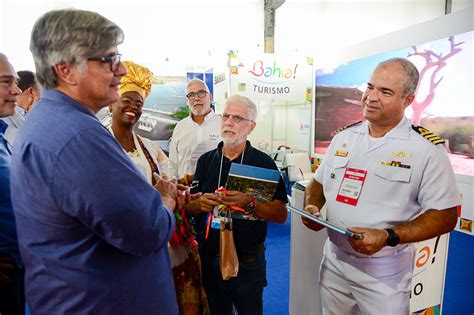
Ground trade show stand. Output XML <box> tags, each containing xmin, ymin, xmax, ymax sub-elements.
<box><xmin>289</xmin><ymin>181</ymin><xmax>326</xmax><ymax>315</ymax></box>
<box><xmin>289</xmin><ymin>181</ymin><xmax>450</xmax><ymax>314</ymax></box>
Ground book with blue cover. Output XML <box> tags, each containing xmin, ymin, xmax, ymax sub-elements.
<box><xmin>222</xmin><ymin>163</ymin><xmax>281</xmax><ymax>220</ymax></box>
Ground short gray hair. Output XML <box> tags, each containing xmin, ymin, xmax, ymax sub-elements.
<box><xmin>378</xmin><ymin>58</ymin><xmax>419</xmax><ymax>98</ymax></box>
<box><xmin>185</xmin><ymin>78</ymin><xmax>210</xmax><ymax>93</ymax></box>
<box><xmin>0</xmin><ymin>53</ymin><xmax>7</xmax><ymax>63</ymax></box>
<box><xmin>30</xmin><ymin>9</ymin><xmax>124</xmax><ymax>88</ymax></box>
<box><xmin>225</xmin><ymin>94</ymin><xmax>257</xmax><ymax>121</ymax></box>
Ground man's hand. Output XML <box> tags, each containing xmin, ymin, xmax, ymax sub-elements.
<box><xmin>175</xmin><ymin>184</ymin><xmax>203</xmax><ymax>211</ymax></box>
<box><xmin>220</xmin><ymin>191</ymin><xmax>252</xmax><ymax>209</ymax></box>
<box><xmin>175</xmin><ymin>183</ymin><xmax>190</xmax><ymax>210</ymax></box>
<box><xmin>185</xmin><ymin>193</ymin><xmax>222</xmax><ymax>215</ymax></box>
<box><xmin>153</xmin><ymin>174</ymin><xmax>177</xmax><ymax>211</ymax></box>
<box><xmin>301</xmin><ymin>205</ymin><xmax>325</xmax><ymax>231</ymax></box>
<box><xmin>175</xmin><ymin>186</ymin><xmax>187</xmax><ymax>211</ymax></box>
<box><xmin>347</xmin><ymin>227</ymin><xmax>389</xmax><ymax>255</ymax></box>
<box><xmin>0</xmin><ymin>254</ymin><xmax>14</xmax><ymax>284</ymax></box>
<box><xmin>176</xmin><ymin>184</ymin><xmax>202</xmax><ymax>203</ymax></box>
<box><xmin>190</xmin><ymin>192</ymin><xmax>203</xmax><ymax>201</ymax></box>
<box><xmin>179</xmin><ymin>173</ymin><xmax>194</xmax><ymax>186</ymax></box>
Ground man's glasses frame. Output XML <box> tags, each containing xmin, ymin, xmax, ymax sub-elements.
<box><xmin>88</xmin><ymin>54</ymin><xmax>122</xmax><ymax>72</ymax></box>
<box><xmin>186</xmin><ymin>90</ymin><xmax>208</xmax><ymax>100</ymax></box>
<box><xmin>220</xmin><ymin>114</ymin><xmax>254</xmax><ymax>123</ymax></box>
<box><xmin>0</xmin><ymin>77</ymin><xmax>20</xmax><ymax>89</ymax></box>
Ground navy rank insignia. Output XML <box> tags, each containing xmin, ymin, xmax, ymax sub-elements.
<box><xmin>411</xmin><ymin>125</ymin><xmax>445</xmax><ymax>145</ymax></box>
<box><xmin>381</xmin><ymin>161</ymin><xmax>411</xmax><ymax>169</ymax></box>
<box><xmin>335</xmin><ymin>120</ymin><xmax>362</xmax><ymax>134</ymax></box>
<box><xmin>335</xmin><ymin>150</ymin><xmax>348</xmax><ymax>157</ymax></box>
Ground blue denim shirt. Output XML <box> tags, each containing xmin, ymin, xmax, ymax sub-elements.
<box><xmin>11</xmin><ymin>89</ymin><xmax>178</xmax><ymax>314</ymax></box>
<box><xmin>0</xmin><ymin>119</ymin><xmax>21</xmax><ymax>266</ymax></box>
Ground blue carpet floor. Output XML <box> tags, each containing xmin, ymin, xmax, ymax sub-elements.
<box><xmin>443</xmin><ymin>230</ymin><xmax>474</xmax><ymax>315</ymax></box>
<box><xmin>263</xmin><ymin>214</ymin><xmax>474</xmax><ymax>315</ymax></box>
<box><xmin>25</xmin><ymin>215</ymin><xmax>471</xmax><ymax>315</ymax></box>
<box><xmin>264</xmin><ymin>216</ymin><xmax>291</xmax><ymax>315</ymax></box>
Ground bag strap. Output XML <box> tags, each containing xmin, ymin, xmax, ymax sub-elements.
<box><xmin>136</xmin><ymin>135</ymin><xmax>159</xmax><ymax>185</ymax></box>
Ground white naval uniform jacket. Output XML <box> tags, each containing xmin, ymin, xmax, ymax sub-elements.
<box><xmin>314</xmin><ymin>117</ymin><xmax>461</xmax><ymax>257</ymax></box>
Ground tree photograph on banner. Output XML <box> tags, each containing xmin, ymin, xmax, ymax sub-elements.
<box><xmin>314</xmin><ymin>30</ymin><xmax>473</xmax><ymax>177</ymax></box>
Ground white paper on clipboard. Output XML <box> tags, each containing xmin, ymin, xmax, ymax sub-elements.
<box><xmin>288</xmin><ymin>205</ymin><xmax>364</xmax><ymax>240</ymax></box>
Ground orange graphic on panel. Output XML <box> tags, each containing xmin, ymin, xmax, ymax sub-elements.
<box><xmin>412</xmin><ymin>304</ymin><xmax>440</xmax><ymax>315</ymax></box>
<box><xmin>459</xmin><ymin>218</ymin><xmax>472</xmax><ymax>233</ymax></box>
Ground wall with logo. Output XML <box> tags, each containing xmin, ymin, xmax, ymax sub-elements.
<box><xmin>226</xmin><ymin>51</ymin><xmax>313</xmax><ymax>152</ymax></box>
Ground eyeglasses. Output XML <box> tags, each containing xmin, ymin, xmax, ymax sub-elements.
<box><xmin>186</xmin><ymin>90</ymin><xmax>208</xmax><ymax>100</ymax></box>
<box><xmin>220</xmin><ymin>114</ymin><xmax>254</xmax><ymax>123</ymax></box>
<box><xmin>0</xmin><ymin>77</ymin><xmax>20</xmax><ymax>89</ymax></box>
<box><xmin>88</xmin><ymin>54</ymin><xmax>122</xmax><ymax>72</ymax></box>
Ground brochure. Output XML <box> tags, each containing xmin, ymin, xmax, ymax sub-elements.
<box><xmin>222</xmin><ymin>163</ymin><xmax>281</xmax><ymax>221</ymax></box>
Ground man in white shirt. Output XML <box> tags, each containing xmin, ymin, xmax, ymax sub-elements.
<box><xmin>168</xmin><ymin>78</ymin><xmax>220</xmax><ymax>182</ymax></box>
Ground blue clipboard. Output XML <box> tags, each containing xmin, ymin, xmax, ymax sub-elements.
<box><xmin>288</xmin><ymin>205</ymin><xmax>364</xmax><ymax>240</ymax></box>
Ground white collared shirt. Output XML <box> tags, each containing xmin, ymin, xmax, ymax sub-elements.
<box><xmin>314</xmin><ymin>117</ymin><xmax>461</xmax><ymax>256</ymax></box>
<box><xmin>3</xmin><ymin>106</ymin><xmax>27</xmax><ymax>145</ymax></box>
<box><xmin>168</xmin><ymin>111</ymin><xmax>221</xmax><ymax>178</ymax></box>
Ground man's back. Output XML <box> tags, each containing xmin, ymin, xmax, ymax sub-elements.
<box><xmin>11</xmin><ymin>89</ymin><xmax>178</xmax><ymax>314</ymax></box>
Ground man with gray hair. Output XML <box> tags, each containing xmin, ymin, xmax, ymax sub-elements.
<box><xmin>186</xmin><ymin>94</ymin><xmax>288</xmax><ymax>315</ymax></box>
<box><xmin>168</xmin><ymin>78</ymin><xmax>220</xmax><ymax>183</ymax></box>
<box><xmin>11</xmin><ymin>9</ymin><xmax>179</xmax><ymax>314</ymax></box>
<box><xmin>0</xmin><ymin>52</ymin><xmax>24</xmax><ymax>315</ymax></box>
<box><xmin>3</xmin><ymin>70</ymin><xmax>42</xmax><ymax>144</ymax></box>
<box><xmin>303</xmin><ymin>58</ymin><xmax>460</xmax><ymax>313</ymax></box>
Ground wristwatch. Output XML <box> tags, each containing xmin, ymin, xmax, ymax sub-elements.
<box><xmin>245</xmin><ymin>197</ymin><xmax>258</xmax><ymax>214</ymax></box>
<box><xmin>385</xmin><ymin>228</ymin><xmax>400</xmax><ymax>247</ymax></box>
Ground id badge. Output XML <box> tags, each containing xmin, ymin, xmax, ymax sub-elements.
<box><xmin>336</xmin><ymin>168</ymin><xmax>367</xmax><ymax>206</ymax></box>
<box><xmin>210</xmin><ymin>205</ymin><xmax>221</xmax><ymax>229</ymax></box>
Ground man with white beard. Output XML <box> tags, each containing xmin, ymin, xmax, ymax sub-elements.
<box><xmin>168</xmin><ymin>78</ymin><xmax>220</xmax><ymax>183</ymax></box>
<box><xmin>185</xmin><ymin>94</ymin><xmax>288</xmax><ymax>315</ymax></box>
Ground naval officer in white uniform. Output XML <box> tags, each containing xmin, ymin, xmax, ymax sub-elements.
<box><xmin>303</xmin><ymin>58</ymin><xmax>460</xmax><ymax>314</ymax></box>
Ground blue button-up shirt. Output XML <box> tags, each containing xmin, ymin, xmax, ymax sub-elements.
<box><xmin>11</xmin><ymin>89</ymin><xmax>178</xmax><ymax>314</ymax></box>
<box><xmin>0</xmin><ymin>119</ymin><xmax>21</xmax><ymax>265</ymax></box>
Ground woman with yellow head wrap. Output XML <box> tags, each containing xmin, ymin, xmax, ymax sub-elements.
<box><xmin>109</xmin><ymin>61</ymin><xmax>168</xmax><ymax>180</ymax></box>
<box><xmin>109</xmin><ymin>61</ymin><xmax>209</xmax><ymax>315</ymax></box>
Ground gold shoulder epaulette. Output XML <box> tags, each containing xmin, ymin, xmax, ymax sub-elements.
<box><xmin>411</xmin><ymin>125</ymin><xmax>445</xmax><ymax>145</ymax></box>
<box><xmin>335</xmin><ymin>120</ymin><xmax>362</xmax><ymax>134</ymax></box>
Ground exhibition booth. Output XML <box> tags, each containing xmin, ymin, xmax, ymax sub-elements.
<box><xmin>290</xmin><ymin>7</ymin><xmax>473</xmax><ymax>315</ymax></box>
<box><xmin>137</xmin><ymin>6</ymin><xmax>473</xmax><ymax>313</ymax></box>
<box><xmin>2</xmin><ymin>2</ymin><xmax>473</xmax><ymax>314</ymax></box>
